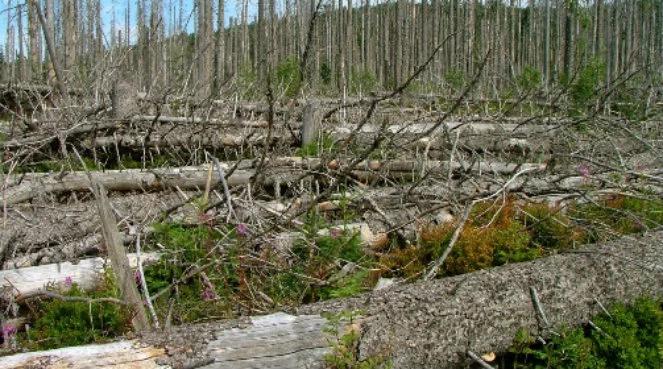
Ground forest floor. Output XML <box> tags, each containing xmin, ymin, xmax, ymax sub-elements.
<box><xmin>0</xmin><ymin>89</ymin><xmax>662</xmax><ymax>368</ymax></box>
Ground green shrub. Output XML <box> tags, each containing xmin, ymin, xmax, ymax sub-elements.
<box><xmin>509</xmin><ymin>297</ymin><xmax>663</xmax><ymax>369</ymax></box>
<box><xmin>275</xmin><ymin>57</ymin><xmax>302</xmax><ymax>97</ymax></box>
<box><xmin>297</xmin><ymin>133</ymin><xmax>336</xmax><ymax>157</ymax></box>
<box><xmin>349</xmin><ymin>69</ymin><xmax>377</xmax><ymax>95</ymax></box>
<box><xmin>516</xmin><ymin>66</ymin><xmax>542</xmax><ymax>91</ymax></box>
<box><xmin>320</xmin><ymin>269</ymin><xmax>371</xmax><ymax>301</ymax></box>
<box><xmin>569</xmin><ymin>59</ymin><xmax>604</xmax><ymax>112</ymax></box>
<box><xmin>21</xmin><ymin>276</ymin><xmax>129</xmax><ymax>350</ymax></box>
<box><xmin>444</xmin><ymin>68</ymin><xmax>465</xmax><ymax>91</ymax></box>
<box><xmin>142</xmin><ymin>223</ymin><xmax>234</xmax><ymax>322</ymax></box>
<box><xmin>320</xmin><ymin>63</ymin><xmax>333</xmax><ymax>85</ymax></box>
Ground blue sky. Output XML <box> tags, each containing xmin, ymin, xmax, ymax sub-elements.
<box><xmin>0</xmin><ymin>0</ymin><xmax>254</xmax><ymax>52</ymax></box>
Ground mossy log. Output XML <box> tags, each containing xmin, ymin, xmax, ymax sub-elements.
<box><xmin>1</xmin><ymin>231</ymin><xmax>661</xmax><ymax>368</ymax></box>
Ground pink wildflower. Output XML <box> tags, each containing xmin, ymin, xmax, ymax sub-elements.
<box><xmin>2</xmin><ymin>324</ymin><xmax>16</xmax><ymax>337</ymax></box>
<box><xmin>201</xmin><ymin>287</ymin><xmax>217</xmax><ymax>301</ymax></box>
<box><xmin>236</xmin><ymin>223</ymin><xmax>249</xmax><ymax>237</ymax></box>
<box><xmin>134</xmin><ymin>270</ymin><xmax>142</xmax><ymax>286</ymax></box>
<box><xmin>64</xmin><ymin>276</ymin><xmax>73</xmax><ymax>288</ymax></box>
<box><xmin>330</xmin><ymin>228</ymin><xmax>342</xmax><ymax>239</ymax></box>
<box><xmin>577</xmin><ymin>164</ymin><xmax>591</xmax><ymax>178</ymax></box>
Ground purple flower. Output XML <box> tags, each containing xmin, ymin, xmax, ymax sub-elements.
<box><xmin>201</xmin><ymin>287</ymin><xmax>217</xmax><ymax>301</ymax></box>
<box><xmin>63</xmin><ymin>276</ymin><xmax>73</xmax><ymax>288</ymax></box>
<box><xmin>134</xmin><ymin>270</ymin><xmax>142</xmax><ymax>286</ymax></box>
<box><xmin>577</xmin><ymin>164</ymin><xmax>591</xmax><ymax>178</ymax></box>
<box><xmin>236</xmin><ymin>223</ymin><xmax>249</xmax><ymax>237</ymax></box>
<box><xmin>330</xmin><ymin>228</ymin><xmax>342</xmax><ymax>239</ymax></box>
<box><xmin>2</xmin><ymin>324</ymin><xmax>16</xmax><ymax>337</ymax></box>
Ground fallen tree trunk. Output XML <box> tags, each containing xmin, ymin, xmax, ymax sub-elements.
<box><xmin>0</xmin><ymin>253</ymin><xmax>161</xmax><ymax>298</ymax></box>
<box><xmin>1</xmin><ymin>231</ymin><xmax>662</xmax><ymax>368</ymax></box>
<box><xmin>2</xmin><ymin>159</ymin><xmax>547</xmax><ymax>205</ymax></box>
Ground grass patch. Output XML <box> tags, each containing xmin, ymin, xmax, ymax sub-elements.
<box><xmin>297</xmin><ymin>133</ymin><xmax>336</xmax><ymax>157</ymax></box>
<box><xmin>572</xmin><ymin>196</ymin><xmax>663</xmax><ymax>242</ymax></box>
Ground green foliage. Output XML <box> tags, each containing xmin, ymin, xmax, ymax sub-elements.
<box><xmin>568</xmin><ymin>60</ymin><xmax>604</xmax><ymax>112</ymax></box>
<box><xmin>297</xmin><ymin>133</ymin><xmax>336</xmax><ymax>157</ymax></box>
<box><xmin>320</xmin><ymin>269</ymin><xmax>371</xmax><ymax>301</ymax></box>
<box><xmin>349</xmin><ymin>69</ymin><xmax>377</xmax><ymax>95</ymax></box>
<box><xmin>21</xmin><ymin>274</ymin><xmax>129</xmax><ymax>350</ymax></box>
<box><xmin>508</xmin><ymin>297</ymin><xmax>663</xmax><ymax>369</ymax></box>
<box><xmin>521</xmin><ymin>203</ymin><xmax>581</xmax><ymax>250</ymax></box>
<box><xmin>573</xmin><ymin>196</ymin><xmax>663</xmax><ymax>241</ymax></box>
<box><xmin>275</xmin><ymin>57</ymin><xmax>302</xmax><ymax>97</ymax></box>
<box><xmin>323</xmin><ymin>310</ymin><xmax>392</xmax><ymax>369</ymax></box>
<box><xmin>316</xmin><ymin>232</ymin><xmax>365</xmax><ymax>264</ymax></box>
<box><xmin>320</xmin><ymin>63</ymin><xmax>333</xmax><ymax>85</ymax></box>
<box><xmin>142</xmin><ymin>223</ymin><xmax>234</xmax><ymax>322</ymax></box>
<box><xmin>444</xmin><ymin>68</ymin><xmax>465</xmax><ymax>91</ymax></box>
<box><xmin>516</xmin><ymin>66</ymin><xmax>542</xmax><ymax>91</ymax></box>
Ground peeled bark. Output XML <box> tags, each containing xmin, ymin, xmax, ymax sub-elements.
<box><xmin>1</xmin><ymin>231</ymin><xmax>662</xmax><ymax>368</ymax></box>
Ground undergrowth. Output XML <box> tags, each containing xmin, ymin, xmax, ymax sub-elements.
<box><xmin>503</xmin><ymin>297</ymin><xmax>663</xmax><ymax>369</ymax></box>
<box><xmin>298</xmin><ymin>133</ymin><xmax>336</xmax><ymax>157</ymax></box>
<box><xmin>323</xmin><ymin>309</ymin><xmax>392</xmax><ymax>369</ymax></box>
<box><xmin>8</xmin><ymin>195</ymin><xmax>662</xmax><ymax>352</ymax></box>
<box><xmin>140</xmin><ymin>210</ymin><xmax>374</xmax><ymax>325</ymax></box>
<box><xmin>380</xmin><ymin>195</ymin><xmax>662</xmax><ymax>279</ymax></box>
<box><xmin>16</xmin><ymin>270</ymin><xmax>130</xmax><ymax>350</ymax></box>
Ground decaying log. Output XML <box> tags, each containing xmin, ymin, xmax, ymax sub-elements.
<box><xmin>3</xmin><ymin>159</ymin><xmax>547</xmax><ymax>205</ymax></box>
<box><xmin>0</xmin><ymin>253</ymin><xmax>160</xmax><ymax>298</ymax></box>
<box><xmin>131</xmin><ymin>115</ymin><xmax>269</xmax><ymax>128</ymax></box>
<box><xmin>1</xmin><ymin>231</ymin><xmax>661</xmax><ymax>368</ymax></box>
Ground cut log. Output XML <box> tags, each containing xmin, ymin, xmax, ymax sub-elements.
<box><xmin>1</xmin><ymin>231</ymin><xmax>661</xmax><ymax>368</ymax></box>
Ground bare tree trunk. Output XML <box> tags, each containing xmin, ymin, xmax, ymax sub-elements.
<box><xmin>27</xmin><ymin>0</ymin><xmax>41</xmax><ymax>81</ymax></box>
<box><xmin>63</xmin><ymin>0</ymin><xmax>77</xmax><ymax>72</ymax></box>
<box><xmin>32</xmin><ymin>0</ymin><xmax>66</xmax><ymax>95</ymax></box>
<box><xmin>215</xmin><ymin>0</ymin><xmax>225</xmax><ymax>94</ymax></box>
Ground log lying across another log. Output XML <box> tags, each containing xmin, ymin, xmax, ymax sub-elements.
<box><xmin>1</xmin><ymin>230</ymin><xmax>661</xmax><ymax>369</ymax></box>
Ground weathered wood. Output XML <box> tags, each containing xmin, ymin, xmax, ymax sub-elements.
<box><xmin>0</xmin><ymin>253</ymin><xmax>160</xmax><ymax>297</ymax></box>
<box><xmin>1</xmin><ymin>231</ymin><xmax>661</xmax><ymax>368</ymax></box>
<box><xmin>301</xmin><ymin>102</ymin><xmax>322</xmax><ymax>147</ymax></box>
<box><xmin>95</xmin><ymin>183</ymin><xmax>150</xmax><ymax>331</ymax></box>
<box><xmin>2</xmin><ymin>159</ymin><xmax>547</xmax><ymax>205</ymax></box>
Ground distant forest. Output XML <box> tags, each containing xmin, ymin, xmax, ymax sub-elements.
<box><xmin>2</xmin><ymin>0</ymin><xmax>662</xmax><ymax>98</ymax></box>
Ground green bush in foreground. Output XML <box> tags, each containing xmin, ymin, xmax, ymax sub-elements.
<box><xmin>19</xmin><ymin>274</ymin><xmax>130</xmax><ymax>350</ymax></box>
<box><xmin>508</xmin><ymin>297</ymin><xmax>663</xmax><ymax>369</ymax></box>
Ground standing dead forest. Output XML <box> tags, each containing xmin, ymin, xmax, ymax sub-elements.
<box><xmin>0</xmin><ymin>0</ymin><xmax>663</xmax><ymax>368</ymax></box>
